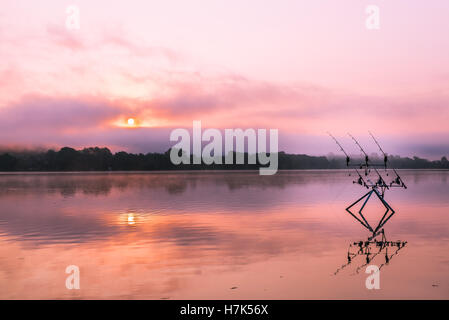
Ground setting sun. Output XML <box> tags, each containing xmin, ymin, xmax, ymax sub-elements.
<box><xmin>127</xmin><ymin>213</ymin><xmax>135</xmax><ymax>225</ymax></box>
<box><xmin>127</xmin><ymin>118</ymin><xmax>135</xmax><ymax>126</ymax></box>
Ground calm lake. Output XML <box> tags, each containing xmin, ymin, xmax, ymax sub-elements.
<box><xmin>0</xmin><ymin>170</ymin><xmax>448</xmax><ymax>299</ymax></box>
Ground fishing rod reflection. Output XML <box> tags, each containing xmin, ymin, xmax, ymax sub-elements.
<box><xmin>334</xmin><ymin>229</ymin><xmax>407</xmax><ymax>276</ymax></box>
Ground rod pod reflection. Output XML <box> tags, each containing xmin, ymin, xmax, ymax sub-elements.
<box><xmin>345</xmin><ymin>187</ymin><xmax>395</xmax><ymax>236</ymax></box>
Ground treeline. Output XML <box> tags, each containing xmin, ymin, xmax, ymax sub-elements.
<box><xmin>0</xmin><ymin>147</ymin><xmax>448</xmax><ymax>171</ymax></box>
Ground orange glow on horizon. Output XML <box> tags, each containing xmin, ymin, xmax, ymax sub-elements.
<box><xmin>112</xmin><ymin>117</ymin><xmax>168</xmax><ymax>128</ymax></box>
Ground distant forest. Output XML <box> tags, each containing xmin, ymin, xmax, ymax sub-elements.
<box><xmin>0</xmin><ymin>147</ymin><xmax>448</xmax><ymax>171</ymax></box>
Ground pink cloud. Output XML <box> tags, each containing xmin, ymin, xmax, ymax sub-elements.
<box><xmin>0</xmin><ymin>1</ymin><xmax>448</xmax><ymax>158</ymax></box>
<box><xmin>0</xmin><ymin>75</ymin><xmax>448</xmax><ymax>158</ymax></box>
<box><xmin>46</xmin><ymin>25</ymin><xmax>85</xmax><ymax>51</ymax></box>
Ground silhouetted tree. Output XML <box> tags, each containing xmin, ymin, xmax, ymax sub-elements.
<box><xmin>0</xmin><ymin>147</ymin><xmax>448</xmax><ymax>171</ymax></box>
<box><xmin>0</xmin><ymin>153</ymin><xmax>17</xmax><ymax>171</ymax></box>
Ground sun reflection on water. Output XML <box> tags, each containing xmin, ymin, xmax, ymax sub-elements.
<box><xmin>117</xmin><ymin>211</ymin><xmax>141</xmax><ymax>226</ymax></box>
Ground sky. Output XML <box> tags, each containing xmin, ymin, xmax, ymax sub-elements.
<box><xmin>0</xmin><ymin>0</ymin><xmax>448</xmax><ymax>158</ymax></box>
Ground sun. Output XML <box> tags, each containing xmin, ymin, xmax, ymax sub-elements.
<box><xmin>127</xmin><ymin>213</ymin><xmax>135</xmax><ymax>225</ymax></box>
<box><xmin>127</xmin><ymin>118</ymin><xmax>135</xmax><ymax>126</ymax></box>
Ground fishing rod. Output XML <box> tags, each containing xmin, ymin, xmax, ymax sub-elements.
<box><xmin>372</xmin><ymin>166</ymin><xmax>389</xmax><ymax>196</ymax></box>
<box><xmin>391</xmin><ymin>168</ymin><xmax>407</xmax><ymax>189</ymax></box>
<box><xmin>354</xmin><ymin>168</ymin><xmax>369</xmax><ymax>188</ymax></box>
<box><xmin>369</xmin><ymin>131</ymin><xmax>388</xmax><ymax>170</ymax></box>
<box><xmin>348</xmin><ymin>133</ymin><xmax>392</xmax><ymax>194</ymax></box>
<box><xmin>348</xmin><ymin>133</ymin><xmax>369</xmax><ymax>174</ymax></box>
<box><xmin>328</xmin><ymin>133</ymin><xmax>371</xmax><ymax>187</ymax></box>
<box><xmin>368</xmin><ymin>132</ymin><xmax>407</xmax><ymax>189</ymax></box>
<box><xmin>327</xmin><ymin>132</ymin><xmax>350</xmax><ymax>167</ymax></box>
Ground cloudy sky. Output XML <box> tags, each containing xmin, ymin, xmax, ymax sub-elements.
<box><xmin>1</xmin><ymin>0</ymin><xmax>448</xmax><ymax>158</ymax></box>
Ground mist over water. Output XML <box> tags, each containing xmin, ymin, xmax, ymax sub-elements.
<box><xmin>0</xmin><ymin>170</ymin><xmax>448</xmax><ymax>299</ymax></box>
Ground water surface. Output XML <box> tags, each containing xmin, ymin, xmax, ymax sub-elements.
<box><xmin>0</xmin><ymin>170</ymin><xmax>448</xmax><ymax>299</ymax></box>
